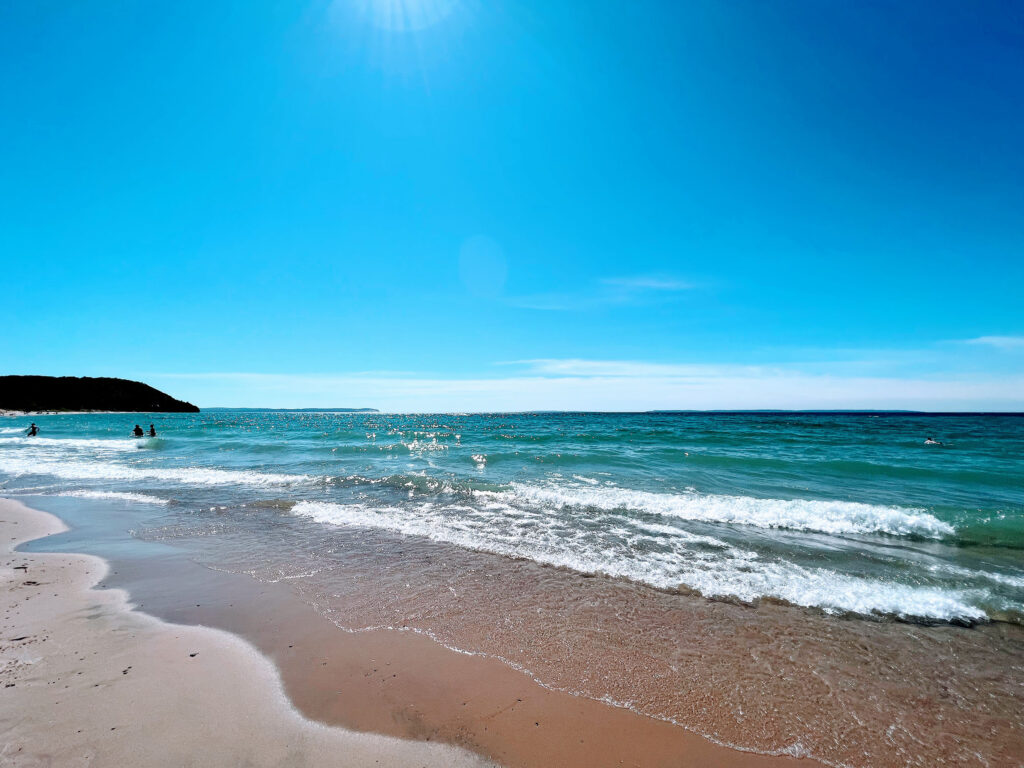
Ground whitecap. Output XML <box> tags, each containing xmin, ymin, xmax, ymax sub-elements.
<box><xmin>58</xmin><ymin>490</ymin><xmax>170</xmax><ymax>505</ymax></box>
<box><xmin>495</xmin><ymin>483</ymin><xmax>954</xmax><ymax>539</ymax></box>
<box><xmin>0</xmin><ymin>436</ymin><xmax>138</xmax><ymax>451</ymax></box>
<box><xmin>0</xmin><ymin>456</ymin><xmax>307</xmax><ymax>487</ymax></box>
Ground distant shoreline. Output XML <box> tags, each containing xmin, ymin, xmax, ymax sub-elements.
<box><xmin>5</xmin><ymin>408</ymin><xmax>1022</xmax><ymax>417</ymax></box>
<box><xmin>206</xmin><ymin>407</ymin><xmax>380</xmax><ymax>413</ymax></box>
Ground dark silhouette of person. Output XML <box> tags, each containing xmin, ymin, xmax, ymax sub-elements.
<box><xmin>26</xmin><ymin>423</ymin><xmax>38</xmax><ymax>437</ymax></box>
<box><xmin>148</xmin><ymin>424</ymin><xmax>157</xmax><ymax>437</ymax></box>
<box><xmin>133</xmin><ymin>424</ymin><xmax>144</xmax><ymax>437</ymax></box>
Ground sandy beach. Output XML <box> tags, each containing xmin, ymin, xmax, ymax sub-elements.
<box><xmin>0</xmin><ymin>496</ymin><xmax>816</xmax><ymax>767</ymax></box>
<box><xmin>0</xmin><ymin>498</ymin><xmax>490</xmax><ymax>767</ymax></box>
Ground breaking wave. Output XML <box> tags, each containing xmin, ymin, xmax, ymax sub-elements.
<box><xmin>291</xmin><ymin>499</ymin><xmax>983</xmax><ymax>623</ymax></box>
<box><xmin>0</xmin><ymin>436</ymin><xmax>139</xmax><ymax>451</ymax></box>
<box><xmin>0</xmin><ymin>456</ymin><xmax>307</xmax><ymax>487</ymax></box>
<box><xmin>58</xmin><ymin>490</ymin><xmax>170</xmax><ymax>505</ymax></box>
<box><xmin>495</xmin><ymin>483</ymin><xmax>955</xmax><ymax>538</ymax></box>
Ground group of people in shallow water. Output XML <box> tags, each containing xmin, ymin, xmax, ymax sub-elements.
<box><xmin>23</xmin><ymin>423</ymin><xmax>156</xmax><ymax>437</ymax></box>
<box><xmin>24</xmin><ymin>422</ymin><xmax>947</xmax><ymax>445</ymax></box>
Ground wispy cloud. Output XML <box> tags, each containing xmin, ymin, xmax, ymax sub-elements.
<box><xmin>964</xmin><ymin>336</ymin><xmax>1024</xmax><ymax>349</ymax></box>
<box><xmin>507</xmin><ymin>359</ymin><xmax>766</xmax><ymax>377</ymax></box>
<box><xmin>601</xmin><ymin>276</ymin><xmax>694</xmax><ymax>291</ymax></box>
<box><xmin>505</xmin><ymin>274</ymin><xmax>694</xmax><ymax>311</ymax></box>
<box><xmin>504</xmin><ymin>293</ymin><xmax>587</xmax><ymax>311</ymax></box>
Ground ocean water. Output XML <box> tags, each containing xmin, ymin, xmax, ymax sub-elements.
<box><xmin>3</xmin><ymin>411</ymin><xmax>1023</xmax><ymax>766</ymax></box>
<box><xmin>2</xmin><ymin>411</ymin><xmax>1022</xmax><ymax>623</ymax></box>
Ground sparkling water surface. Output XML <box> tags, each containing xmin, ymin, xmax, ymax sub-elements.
<box><xmin>2</xmin><ymin>410</ymin><xmax>1022</xmax><ymax>624</ymax></box>
<box><xmin>5</xmin><ymin>410</ymin><xmax>1024</xmax><ymax>767</ymax></box>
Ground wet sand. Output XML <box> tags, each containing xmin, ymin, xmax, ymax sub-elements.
<box><xmin>110</xmin><ymin>558</ymin><xmax>810</xmax><ymax>768</ymax></box>
<box><xmin>2</xmin><ymin>496</ymin><xmax>811</xmax><ymax>767</ymax></box>
<box><xmin>134</xmin><ymin>511</ymin><xmax>1024</xmax><ymax>768</ymax></box>
<box><xmin>0</xmin><ymin>498</ymin><xmax>489</xmax><ymax>767</ymax></box>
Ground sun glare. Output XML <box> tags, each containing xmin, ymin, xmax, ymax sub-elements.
<box><xmin>356</xmin><ymin>0</ymin><xmax>459</xmax><ymax>31</ymax></box>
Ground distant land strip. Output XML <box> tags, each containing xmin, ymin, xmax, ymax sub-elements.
<box><xmin>207</xmin><ymin>407</ymin><xmax>379</xmax><ymax>413</ymax></box>
<box><xmin>0</xmin><ymin>376</ymin><xmax>200</xmax><ymax>413</ymax></box>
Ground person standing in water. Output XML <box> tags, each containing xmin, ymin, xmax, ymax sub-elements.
<box><xmin>133</xmin><ymin>424</ymin><xmax>144</xmax><ymax>437</ymax></box>
<box><xmin>26</xmin><ymin>423</ymin><xmax>38</xmax><ymax>437</ymax></box>
<box><xmin>148</xmin><ymin>424</ymin><xmax>157</xmax><ymax>437</ymax></box>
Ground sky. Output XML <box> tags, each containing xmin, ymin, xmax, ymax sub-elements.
<box><xmin>2</xmin><ymin>0</ymin><xmax>1022</xmax><ymax>411</ymax></box>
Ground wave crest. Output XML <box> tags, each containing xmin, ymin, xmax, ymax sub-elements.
<box><xmin>58</xmin><ymin>490</ymin><xmax>170</xmax><ymax>505</ymax></box>
<box><xmin>290</xmin><ymin>499</ymin><xmax>982</xmax><ymax>623</ymax></box>
<box><xmin>0</xmin><ymin>456</ymin><xmax>307</xmax><ymax>487</ymax></box>
<box><xmin>498</xmin><ymin>484</ymin><xmax>954</xmax><ymax>538</ymax></box>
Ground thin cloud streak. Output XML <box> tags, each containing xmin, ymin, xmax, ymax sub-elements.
<box><xmin>506</xmin><ymin>359</ymin><xmax>770</xmax><ymax>377</ymax></box>
<box><xmin>505</xmin><ymin>274</ymin><xmax>695</xmax><ymax>311</ymax></box>
<box><xmin>504</xmin><ymin>293</ymin><xmax>586</xmax><ymax>311</ymax></box>
<box><xmin>601</xmin><ymin>276</ymin><xmax>694</xmax><ymax>291</ymax></box>
<box><xmin>965</xmin><ymin>336</ymin><xmax>1024</xmax><ymax>349</ymax></box>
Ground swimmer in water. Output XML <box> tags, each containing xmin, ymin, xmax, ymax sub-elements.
<box><xmin>148</xmin><ymin>424</ymin><xmax>156</xmax><ymax>437</ymax></box>
<box><xmin>924</xmin><ymin>437</ymin><xmax>943</xmax><ymax>445</ymax></box>
<box><xmin>133</xmin><ymin>424</ymin><xmax>144</xmax><ymax>437</ymax></box>
<box><xmin>26</xmin><ymin>423</ymin><xmax>38</xmax><ymax>437</ymax></box>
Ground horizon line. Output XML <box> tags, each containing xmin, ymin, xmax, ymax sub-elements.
<box><xmin>198</xmin><ymin>407</ymin><xmax>1024</xmax><ymax>415</ymax></box>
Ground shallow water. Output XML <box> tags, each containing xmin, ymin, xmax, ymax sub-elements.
<box><xmin>3</xmin><ymin>411</ymin><xmax>1023</xmax><ymax>766</ymax></box>
<box><xmin>3</xmin><ymin>411</ymin><xmax>1022</xmax><ymax>623</ymax></box>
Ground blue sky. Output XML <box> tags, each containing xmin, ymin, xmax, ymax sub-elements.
<box><xmin>2</xmin><ymin>1</ymin><xmax>1022</xmax><ymax>410</ymax></box>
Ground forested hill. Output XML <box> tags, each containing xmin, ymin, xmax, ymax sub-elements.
<box><xmin>0</xmin><ymin>376</ymin><xmax>200</xmax><ymax>413</ymax></box>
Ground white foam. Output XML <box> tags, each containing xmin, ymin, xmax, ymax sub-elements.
<box><xmin>0</xmin><ymin>456</ymin><xmax>306</xmax><ymax>487</ymax></box>
<box><xmin>495</xmin><ymin>483</ymin><xmax>954</xmax><ymax>539</ymax></box>
<box><xmin>929</xmin><ymin>562</ymin><xmax>1024</xmax><ymax>589</ymax></box>
<box><xmin>291</xmin><ymin>500</ymin><xmax>984</xmax><ymax>623</ymax></box>
<box><xmin>58</xmin><ymin>490</ymin><xmax>170</xmax><ymax>505</ymax></box>
<box><xmin>0</xmin><ymin>436</ymin><xmax>138</xmax><ymax>451</ymax></box>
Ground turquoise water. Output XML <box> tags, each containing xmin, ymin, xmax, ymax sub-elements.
<box><xmin>2</xmin><ymin>410</ymin><xmax>1022</xmax><ymax>624</ymax></box>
